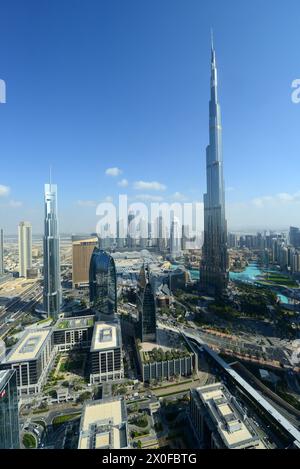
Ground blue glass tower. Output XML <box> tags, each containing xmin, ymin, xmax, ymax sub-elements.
<box><xmin>0</xmin><ymin>369</ymin><xmax>20</xmax><ymax>449</ymax></box>
<box><xmin>89</xmin><ymin>247</ymin><xmax>117</xmax><ymax>319</ymax></box>
<box><xmin>200</xmin><ymin>37</ymin><xmax>229</xmax><ymax>293</ymax></box>
<box><xmin>137</xmin><ymin>264</ymin><xmax>156</xmax><ymax>343</ymax></box>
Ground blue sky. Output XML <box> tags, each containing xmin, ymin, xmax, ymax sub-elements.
<box><xmin>0</xmin><ymin>0</ymin><xmax>299</xmax><ymax>233</ymax></box>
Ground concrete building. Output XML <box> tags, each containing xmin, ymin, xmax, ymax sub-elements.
<box><xmin>0</xmin><ymin>369</ymin><xmax>20</xmax><ymax>449</ymax></box>
<box><xmin>0</xmin><ymin>329</ymin><xmax>55</xmax><ymax>397</ymax></box>
<box><xmin>18</xmin><ymin>221</ymin><xmax>32</xmax><ymax>278</ymax></box>
<box><xmin>90</xmin><ymin>321</ymin><xmax>123</xmax><ymax>384</ymax></box>
<box><xmin>138</xmin><ymin>340</ymin><xmax>195</xmax><ymax>383</ymax></box>
<box><xmin>78</xmin><ymin>397</ymin><xmax>129</xmax><ymax>449</ymax></box>
<box><xmin>72</xmin><ymin>237</ymin><xmax>98</xmax><ymax>288</ymax></box>
<box><xmin>190</xmin><ymin>383</ymin><xmax>264</xmax><ymax>449</ymax></box>
<box><xmin>52</xmin><ymin>315</ymin><xmax>95</xmax><ymax>351</ymax></box>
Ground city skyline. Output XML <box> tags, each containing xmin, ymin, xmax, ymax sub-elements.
<box><xmin>0</xmin><ymin>0</ymin><xmax>300</xmax><ymax>233</ymax></box>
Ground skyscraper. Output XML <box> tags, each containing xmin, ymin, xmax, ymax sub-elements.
<box><xmin>43</xmin><ymin>183</ymin><xmax>61</xmax><ymax>320</ymax></box>
<box><xmin>72</xmin><ymin>236</ymin><xmax>98</xmax><ymax>288</ymax></box>
<box><xmin>200</xmin><ymin>36</ymin><xmax>229</xmax><ymax>293</ymax></box>
<box><xmin>137</xmin><ymin>264</ymin><xmax>156</xmax><ymax>343</ymax></box>
<box><xmin>89</xmin><ymin>247</ymin><xmax>117</xmax><ymax>320</ymax></box>
<box><xmin>170</xmin><ymin>213</ymin><xmax>181</xmax><ymax>259</ymax></box>
<box><xmin>0</xmin><ymin>228</ymin><xmax>4</xmax><ymax>276</ymax></box>
<box><xmin>18</xmin><ymin>221</ymin><xmax>32</xmax><ymax>278</ymax></box>
<box><xmin>0</xmin><ymin>369</ymin><xmax>20</xmax><ymax>449</ymax></box>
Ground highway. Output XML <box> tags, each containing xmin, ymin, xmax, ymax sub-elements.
<box><xmin>158</xmin><ymin>321</ymin><xmax>300</xmax><ymax>446</ymax></box>
<box><xmin>0</xmin><ymin>282</ymin><xmax>43</xmax><ymax>339</ymax></box>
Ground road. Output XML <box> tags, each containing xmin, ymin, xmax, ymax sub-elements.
<box><xmin>0</xmin><ymin>283</ymin><xmax>42</xmax><ymax>339</ymax></box>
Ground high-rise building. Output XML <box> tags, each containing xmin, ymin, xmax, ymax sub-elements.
<box><xmin>127</xmin><ymin>211</ymin><xmax>136</xmax><ymax>249</ymax></box>
<box><xmin>0</xmin><ymin>369</ymin><xmax>20</xmax><ymax>449</ymax></box>
<box><xmin>137</xmin><ymin>264</ymin><xmax>156</xmax><ymax>343</ymax></box>
<box><xmin>170</xmin><ymin>213</ymin><xmax>181</xmax><ymax>259</ymax></box>
<box><xmin>43</xmin><ymin>183</ymin><xmax>61</xmax><ymax>320</ymax></box>
<box><xmin>200</xmin><ymin>37</ymin><xmax>229</xmax><ymax>293</ymax></box>
<box><xmin>289</xmin><ymin>226</ymin><xmax>300</xmax><ymax>249</ymax></box>
<box><xmin>0</xmin><ymin>228</ymin><xmax>4</xmax><ymax>276</ymax></box>
<box><xmin>72</xmin><ymin>236</ymin><xmax>98</xmax><ymax>288</ymax></box>
<box><xmin>89</xmin><ymin>247</ymin><xmax>117</xmax><ymax>320</ymax></box>
<box><xmin>18</xmin><ymin>221</ymin><xmax>32</xmax><ymax>278</ymax></box>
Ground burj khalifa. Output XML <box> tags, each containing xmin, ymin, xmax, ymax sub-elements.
<box><xmin>200</xmin><ymin>36</ymin><xmax>229</xmax><ymax>293</ymax></box>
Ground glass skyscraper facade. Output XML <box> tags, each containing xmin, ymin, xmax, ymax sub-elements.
<box><xmin>89</xmin><ymin>248</ymin><xmax>117</xmax><ymax>319</ymax></box>
<box><xmin>0</xmin><ymin>369</ymin><xmax>20</xmax><ymax>449</ymax></box>
<box><xmin>200</xmin><ymin>39</ymin><xmax>229</xmax><ymax>293</ymax></box>
<box><xmin>137</xmin><ymin>264</ymin><xmax>156</xmax><ymax>343</ymax></box>
<box><xmin>43</xmin><ymin>183</ymin><xmax>62</xmax><ymax>320</ymax></box>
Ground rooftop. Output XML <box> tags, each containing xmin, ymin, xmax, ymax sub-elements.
<box><xmin>55</xmin><ymin>315</ymin><xmax>94</xmax><ymax>330</ymax></box>
<box><xmin>78</xmin><ymin>398</ymin><xmax>128</xmax><ymax>449</ymax></box>
<box><xmin>90</xmin><ymin>321</ymin><xmax>120</xmax><ymax>352</ymax></box>
<box><xmin>4</xmin><ymin>329</ymin><xmax>52</xmax><ymax>363</ymax></box>
<box><xmin>194</xmin><ymin>383</ymin><xmax>263</xmax><ymax>449</ymax></box>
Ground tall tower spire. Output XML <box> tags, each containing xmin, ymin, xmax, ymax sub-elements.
<box><xmin>200</xmin><ymin>35</ymin><xmax>229</xmax><ymax>294</ymax></box>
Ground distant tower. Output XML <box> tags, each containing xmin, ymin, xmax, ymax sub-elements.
<box><xmin>170</xmin><ymin>213</ymin><xmax>181</xmax><ymax>259</ymax></box>
<box><xmin>89</xmin><ymin>246</ymin><xmax>117</xmax><ymax>320</ymax></box>
<box><xmin>200</xmin><ymin>35</ymin><xmax>229</xmax><ymax>293</ymax></box>
<box><xmin>0</xmin><ymin>228</ymin><xmax>4</xmax><ymax>276</ymax></box>
<box><xmin>18</xmin><ymin>221</ymin><xmax>32</xmax><ymax>278</ymax></box>
<box><xmin>43</xmin><ymin>182</ymin><xmax>61</xmax><ymax>320</ymax></box>
<box><xmin>137</xmin><ymin>264</ymin><xmax>156</xmax><ymax>343</ymax></box>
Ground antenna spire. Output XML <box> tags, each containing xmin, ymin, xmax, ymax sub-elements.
<box><xmin>49</xmin><ymin>166</ymin><xmax>52</xmax><ymax>191</ymax></box>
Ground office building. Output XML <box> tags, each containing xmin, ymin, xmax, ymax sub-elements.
<box><xmin>289</xmin><ymin>227</ymin><xmax>300</xmax><ymax>249</ymax></box>
<box><xmin>89</xmin><ymin>248</ymin><xmax>117</xmax><ymax>320</ymax></box>
<box><xmin>43</xmin><ymin>182</ymin><xmax>62</xmax><ymax>320</ymax></box>
<box><xmin>0</xmin><ymin>329</ymin><xmax>55</xmax><ymax>397</ymax></box>
<box><xmin>72</xmin><ymin>236</ymin><xmax>98</xmax><ymax>288</ymax></box>
<box><xmin>138</xmin><ymin>341</ymin><xmax>195</xmax><ymax>383</ymax></box>
<box><xmin>137</xmin><ymin>264</ymin><xmax>156</xmax><ymax>343</ymax></box>
<box><xmin>200</xmin><ymin>38</ymin><xmax>229</xmax><ymax>293</ymax></box>
<box><xmin>89</xmin><ymin>321</ymin><xmax>123</xmax><ymax>384</ymax></box>
<box><xmin>78</xmin><ymin>397</ymin><xmax>129</xmax><ymax>449</ymax></box>
<box><xmin>52</xmin><ymin>315</ymin><xmax>95</xmax><ymax>351</ymax></box>
<box><xmin>190</xmin><ymin>383</ymin><xmax>264</xmax><ymax>449</ymax></box>
<box><xmin>170</xmin><ymin>214</ymin><xmax>182</xmax><ymax>259</ymax></box>
<box><xmin>18</xmin><ymin>221</ymin><xmax>32</xmax><ymax>278</ymax></box>
<box><xmin>0</xmin><ymin>369</ymin><xmax>20</xmax><ymax>449</ymax></box>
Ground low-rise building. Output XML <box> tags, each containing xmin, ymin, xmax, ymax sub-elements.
<box><xmin>0</xmin><ymin>328</ymin><xmax>55</xmax><ymax>397</ymax></box>
<box><xmin>90</xmin><ymin>320</ymin><xmax>123</xmax><ymax>384</ymax></box>
<box><xmin>78</xmin><ymin>397</ymin><xmax>129</xmax><ymax>449</ymax></box>
<box><xmin>190</xmin><ymin>382</ymin><xmax>265</xmax><ymax>449</ymax></box>
<box><xmin>137</xmin><ymin>340</ymin><xmax>196</xmax><ymax>383</ymax></box>
<box><xmin>52</xmin><ymin>315</ymin><xmax>95</xmax><ymax>351</ymax></box>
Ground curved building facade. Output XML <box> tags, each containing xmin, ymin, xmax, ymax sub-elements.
<box><xmin>89</xmin><ymin>248</ymin><xmax>117</xmax><ymax>319</ymax></box>
<box><xmin>137</xmin><ymin>264</ymin><xmax>156</xmax><ymax>343</ymax></box>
